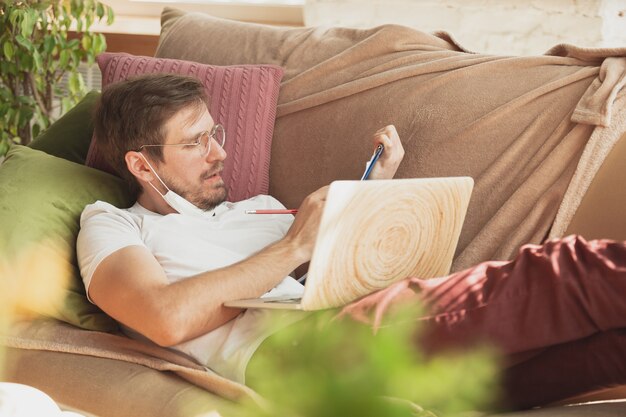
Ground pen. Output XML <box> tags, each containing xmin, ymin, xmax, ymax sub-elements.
<box><xmin>360</xmin><ymin>144</ymin><xmax>384</xmax><ymax>181</ymax></box>
<box><xmin>248</xmin><ymin>144</ymin><xmax>385</xmax><ymax>215</ymax></box>
<box><xmin>245</xmin><ymin>209</ymin><xmax>298</xmax><ymax>215</ymax></box>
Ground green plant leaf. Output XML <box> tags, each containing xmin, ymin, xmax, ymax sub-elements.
<box><xmin>4</xmin><ymin>61</ymin><xmax>18</xmax><ymax>76</ymax></box>
<box><xmin>68</xmin><ymin>73</ymin><xmax>81</xmax><ymax>95</ymax></box>
<box><xmin>40</xmin><ymin>6</ymin><xmax>48</xmax><ymax>28</ymax></box>
<box><xmin>5</xmin><ymin>108</ymin><xmax>14</xmax><ymax>127</ymax></box>
<box><xmin>43</xmin><ymin>35</ymin><xmax>55</xmax><ymax>55</ymax></box>
<box><xmin>17</xmin><ymin>96</ymin><xmax>32</xmax><ymax>105</ymax></box>
<box><xmin>86</xmin><ymin>52</ymin><xmax>95</xmax><ymax>66</ymax></box>
<box><xmin>32</xmin><ymin>51</ymin><xmax>43</xmax><ymax>72</ymax></box>
<box><xmin>8</xmin><ymin>9</ymin><xmax>20</xmax><ymax>28</ymax></box>
<box><xmin>85</xmin><ymin>14</ymin><xmax>93</xmax><ymax>31</ymax></box>
<box><xmin>0</xmin><ymin>89</ymin><xmax>13</xmax><ymax>101</ymax></box>
<box><xmin>3</xmin><ymin>41</ymin><xmax>14</xmax><ymax>60</ymax></box>
<box><xmin>31</xmin><ymin>123</ymin><xmax>41</xmax><ymax>139</ymax></box>
<box><xmin>61</xmin><ymin>97</ymin><xmax>73</xmax><ymax>114</ymax></box>
<box><xmin>96</xmin><ymin>33</ymin><xmax>107</xmax><ymax>53</ymax></box>
<box><xmin>17</xmin><ymin>107</ymin><xmax>33</xmax><ymax>129</ymax></box>
<box><xmin>59</xmin><ymin>49</ymin><xmax>70</xmax><ymax>68</ymax></box>
<box><xmin>106</xmin><ymin>6</ymin><xmax>115</xmax><ymax>25</ymax></box>
<box><xmin>14</xmin><ymin>34</ymin><xmax>32</xmax><ymax>51</ymax></box>
<box><xmin>0</xmin><ymin>140</ymin><xmax>9</xmax><ymax>158</ymax></box>
<box><xmin>96</xmin><ymin>3</ymin><xmax>105</xmax><ymax>19</ymax></box>
<box><xmin>20</xmin><ymin>11</ymin><xmax>33</xmax><ymax>37</ymax></box>
<box><xmin>0</xmin><ymin>60</ymin><xmax>8</xmax><ymax>78</ymax></box>
<box><xmin>70</xmin><ymin>49</ymin><xmax>80</xmax><ymax>67</ymax></box>
<box><xmin>81</xmin><ymin>34</ymin><xmax>92</xmax><ymax>50</ymax></box>
<box><xmin>18</xmin><ymin>55</ymin><xmax>33</xmax><ymax>70</ymax></box>
<box><xmin>67</xmin><ymin>38</ymin><xmax>80</xmax><ymax>49</ymax></box>
<box><xmin>13</xmin><ymin>111</ymin><xmax>23</xmax><ymax>133</ymax></box>
<box><xmin>91</xmin><ymin>33</ymin><xmax>101</xmax><ymax>53</ymax></box>
<box><xmin>75</xmin><ymin>1</ymin><xmax>84</xmax><ymax>18</ymax></box>
<box><xmin>34</xmin><ymin>76</ymin><xmax>46</xmax><ymax>95</ymax></box>
<box><xmin>63</xmin><ymin>16</ymin><xmax>72</xmax><ymax>31</ymax></box>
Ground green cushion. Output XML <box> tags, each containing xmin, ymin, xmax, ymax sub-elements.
<box><xmin>28</xmin><ymin>91</ymin><xmax>100</xmax><ymax>164</ymax></box>
<box><xmin>0</xmin><ymin>145</ymin><xmax>132</xmax><ymax>331</ymax></box>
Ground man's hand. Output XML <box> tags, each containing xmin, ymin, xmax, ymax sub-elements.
<box><xmin>367</xmin><ymin>125</ymin><xmax>404</xmax><ymax>180</ymax></box>
<box><xmin>89</xmin><ymin>190</ymin><xmax>329</xmax><ymax>347</ymax></box>
<box><xmin>284</xmin><ymin>186</ymin><xmax>329</xmax><ymax>264</ymax></box>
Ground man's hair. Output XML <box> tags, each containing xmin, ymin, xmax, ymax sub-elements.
<box><xmin>93</xmin><ymin>73</ymin><xmax>209</xmax><ymax>197</ymax></box>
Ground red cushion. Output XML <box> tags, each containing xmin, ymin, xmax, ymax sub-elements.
<box><xmin>86</xmin><ymin>52</ymin><xmax>283</xmax><ymax>202</ymax></box>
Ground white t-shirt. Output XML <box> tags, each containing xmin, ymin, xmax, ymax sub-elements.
<box><xmin>77</xmin><ymin>195</ymin><xmax>306</xmax><ymax>383</ymax></box>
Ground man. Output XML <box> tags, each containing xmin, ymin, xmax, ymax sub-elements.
<box><xmin>77</xmin><ymin>73</ymin><xmax>405</xmax><ymax>382</ymax></box>
<box><xmin>79</xmin><ymin>73</ymin><xmax>626</xmax><ymax>406</ymax></box>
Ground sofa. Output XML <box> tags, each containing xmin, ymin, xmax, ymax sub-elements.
<box><xmin>2</xmin><ymin>6</ymin><xmax>626</xmax><ymax>417</ymax></box>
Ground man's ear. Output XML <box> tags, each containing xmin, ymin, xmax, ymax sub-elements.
<box><xmin>125</xmin><ymin>151</ymin><xmax>154</xmax><ymax>183</ymax></box>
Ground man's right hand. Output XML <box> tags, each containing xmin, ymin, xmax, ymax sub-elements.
<box><xmin>284</xmin><ymin>186</ymin><xmax>329</xmax><ymax>264</ymax></box>
<box><xmin>87</xmin><ymin>186</ymin><xmax>328</xmax><ymax>347</ymax></box>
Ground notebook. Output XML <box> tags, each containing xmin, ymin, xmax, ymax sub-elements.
<box><xmin>224</xmin><ymin>177</ymin><xmax>474</xmax><ymax>310</ymax></box>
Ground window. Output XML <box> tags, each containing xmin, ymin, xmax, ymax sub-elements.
<box><xmin>106</xmin><ymin>0</ymin><xmax>304</xmax><ymax>26</ymax></box>
<box><xmin>149</xmin><ymin>0</ymin><xmax>303</xmax><ymax>4</ymax></box>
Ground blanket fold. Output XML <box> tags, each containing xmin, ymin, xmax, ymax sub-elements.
<box><xmin>1</xmin><ymin>319</ymin><xmax>258</xmax><ymax>403</ymax></box>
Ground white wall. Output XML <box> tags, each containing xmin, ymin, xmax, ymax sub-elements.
<box><xmin>304</xmin><ymin>0</ymin><xmax>626</xmax><ymax>55</ymax></box>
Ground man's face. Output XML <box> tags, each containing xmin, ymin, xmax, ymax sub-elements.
<box><xmin>154</xmin><ymin>104</ymin><xmax>228</xmax><ymax>211</ymax></box>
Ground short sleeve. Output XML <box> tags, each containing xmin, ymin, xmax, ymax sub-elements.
<box><xmin>77</xmin><ymin>201</ymin><xmax>145</xmax><ymax>301</ymax></box>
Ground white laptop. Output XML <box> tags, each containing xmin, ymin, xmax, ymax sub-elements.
<box><xmin>224</xmin><ymin>177</ymin><xmax>474</xmax><ymax>311</ymax></box>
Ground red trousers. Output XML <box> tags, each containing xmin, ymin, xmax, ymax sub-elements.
<box><xmin>342</xmin><ymin>235</ymin><xmax>626</xmax><ymax>408</ymax></box>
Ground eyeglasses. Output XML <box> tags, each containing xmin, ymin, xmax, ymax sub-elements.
<box><xmin>136</xmin><ymin>124</ymin><xmax>226</xmax><ymax>157</ymax></box>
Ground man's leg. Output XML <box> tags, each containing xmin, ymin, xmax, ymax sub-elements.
<box><xmin>416</xmin><ymin>234</ymin><xmax>626</xmax><ymax>354</ymax></box>
<box><xmin>341</xmin><ymin>234</ymin><xmax>626</xmax><ymax>406</ymax></box>
<box><xmin>503</xmin><ymin>329</ymin><xmax>626</xmax><ymax>408</ymax></box>
<box><xmin>343</xmin><ymin>234</ymin><xmax>626</xmax><ymax>355</ymax></box>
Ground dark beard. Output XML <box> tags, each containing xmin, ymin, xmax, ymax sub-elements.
<box><xmin>193</xmin><ymin>184</ymin><xmax>228</xmax><ymax>211</ymax></box>
<box><xmin>159</xmin><ymin>162</ymin><xmax>227</xmax><ymax>211</ymax></box>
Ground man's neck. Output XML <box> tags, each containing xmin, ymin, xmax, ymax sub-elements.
<box><xmin>137</xmin><ymin>190</ymin><xmax>177</xmax><ymax>215</ymax></box>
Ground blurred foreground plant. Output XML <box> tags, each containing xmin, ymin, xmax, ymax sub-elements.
<box><xmin>0</xmin><ymin>243</ymin><xmax>70</xmax><ymax>375</ymax></box>
<box><xmin>241</xmin><ymin>304</ymin><xmax>500</xmax><ymax>417</ymax></box>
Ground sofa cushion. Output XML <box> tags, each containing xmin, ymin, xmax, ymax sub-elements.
<box><xmin>28</xmin><ymin>91</ymin><xmax>100</xmax><ymax>165</ymax></box>
<box><xmin>86</xmin><ymin>52</ymin><xmax>283</xmax><ymax>203</ymax></box>
<box><xmin>0</xmin><ymin>145</ymin><xmax>131</xmax><ymax>331</ymax></box>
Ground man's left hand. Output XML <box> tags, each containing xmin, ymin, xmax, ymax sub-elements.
<box><xmin>367</xmin><ymin>125</ymin><xmax>404</xmax><ymax>180</ymax></box>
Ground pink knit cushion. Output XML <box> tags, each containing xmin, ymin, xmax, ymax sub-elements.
<box><xmin>86</xmin><ymin>52</ymin><xmax>284</xmax><ymax>202</ymax></box>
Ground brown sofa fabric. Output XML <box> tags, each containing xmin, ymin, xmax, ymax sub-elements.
<box><xmin>2</xmin><ymin>320</ymin><xmax>258</xmax><ymax>407</ymax></box>
<box><xmin>156</xmin><ymin>8</ymin><xmax>626</xmax><ymax>271</ymax></box>
<box><xmin>564</xmin><ymin>131</ymin><xmax>626</xmax><ymax>240</ymax></box>
<box><xmin>4</xmin><ymin>347</ymin><xmax>239</xmax><ymax>417</ymax></box>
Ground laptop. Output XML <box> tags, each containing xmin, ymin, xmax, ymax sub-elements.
<box><xmin>224</xmin><ymin>177</ymin><xmax>474</xmax><ymax>311</ymax></box>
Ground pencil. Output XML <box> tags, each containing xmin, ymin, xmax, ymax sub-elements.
<box><xmin>245</xmin><ymin>209</ymin><xmax>298</xmax><ymax>214</ymax></box>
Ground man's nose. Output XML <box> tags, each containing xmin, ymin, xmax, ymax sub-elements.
<box><xmin>206</xmin><ymin>140</ymin><xmax>227</xmax><ymax>162</ymax></box>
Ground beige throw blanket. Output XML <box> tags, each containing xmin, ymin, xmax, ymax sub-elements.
<box><xmin>2</xmin><ymin>319</ymin><xmax>255</xmax><ymax>402</ymax></box>
<box><xmin>156</xmin><ymin>9</ymin><xmax>626</xmax><ymax>271</ymax></box>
